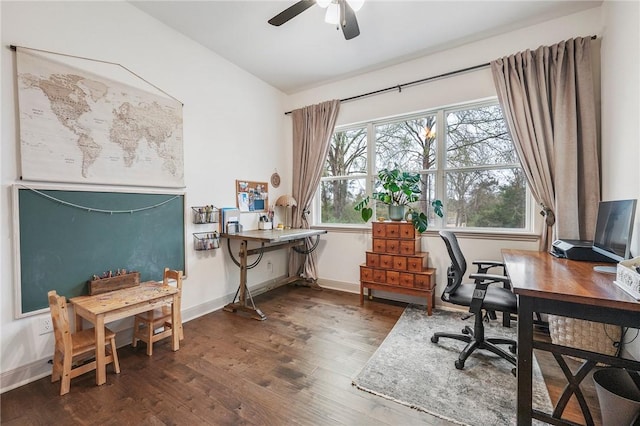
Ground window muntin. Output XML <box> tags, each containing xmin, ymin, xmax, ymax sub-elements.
<box><xmin>321</xmin><ymin>127</ymin><xmax>367</xmax><ymax>224</ymax></box>
<box><xmin>317</xmin><ymin>100</ymin><xmax>530</xmax><ymax>232</ymax></box>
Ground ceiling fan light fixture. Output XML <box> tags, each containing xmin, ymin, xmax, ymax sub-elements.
<box><xmin>324</xmin><ymin>3</ymin><xmax>340</xmax><ymax>25</ymax></box>
<box><xmin>347</xmin><ymin>0</ymin><xmax>365</xmax><ymax>12</ymax></box>
<box><xmin>268</xmin><ymin>0</ymin><xmax>360</xmax><ymax>39</ymax></box>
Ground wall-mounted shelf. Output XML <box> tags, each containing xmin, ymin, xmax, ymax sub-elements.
<box><xmin>191</xmin><ymin>206</ymin><xmax>218</xmax><ymax>224</ymax></box>
<box><xmin>193</xmin><ymin>232</ymin><xmax>220</xmax><ymax>251</ymax></box>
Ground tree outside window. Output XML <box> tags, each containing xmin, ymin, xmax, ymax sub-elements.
<box><xmin>445</xmin><ymin>104</ymin><xmax>525</xmax><ymax>229</ymax></box>
<box><xmin>317</xmin><ymin>101</ymin><xmax>528</xmax><ymax>231</ymax></box>
<box><xmin>321</xmin><ymin>127</ymin><xmax>367</xmax><ymax>224</ymax></box>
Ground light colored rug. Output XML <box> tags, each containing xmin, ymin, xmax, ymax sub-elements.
<box><xmin>352</xmin><ymin>306</ymin><xmax>553</xmax><ymax>425</ymax></box>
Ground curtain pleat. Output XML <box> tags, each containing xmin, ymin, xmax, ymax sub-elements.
<box><xmin>289</xmin><ymin>99</ymin><xmax>340</xmax><ymax>282</ymax></box>
<box><xmin>491</xmin><ymin>37</ymin><xmax>599</xmax><ymax>251</ymax></box>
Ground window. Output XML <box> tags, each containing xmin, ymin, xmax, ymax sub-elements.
<box><xmin>317</xmin><ymin>100</ymin><xmax>529</xmax><ymax>231</ymax></box>
<box><xmin>320</xmin><ymin>126</ymin><xmax>367</xmax><ymax>224</ymax></box>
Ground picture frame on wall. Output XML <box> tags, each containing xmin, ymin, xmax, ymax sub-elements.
<box><xmin>236</xmin><ymin>180</ymin><xmax>268</xmax><ymax>212</ymax></box>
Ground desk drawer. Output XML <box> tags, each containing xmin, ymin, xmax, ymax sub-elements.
<box><xmin>399</xmin><ymin>239</ymin><xmax>420</xmax><ymax>255</ymax></box>
<box><xmin>366</xmin><ymin>252</ymin><xmax>380</xmax><ymax>267</ymax></box>
<box><xmin>380</xmin><ymin>255</ymin><xmax>394</xmax><ymax>269</ymax></box>
<box><xmin>360</xmin><ymin>265</ymin><xmax>373</xmax><ymax>282</ymax></box>
<box><xmin>386</xmin><ymin>271</ymin><xmax>400</xmax><ymax>285</ymax></box>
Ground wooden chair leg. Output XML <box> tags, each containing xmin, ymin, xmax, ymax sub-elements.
<box><xmin>109</xmin><ymin>337</ymin><xmax>121</xmax><ymax>374</ymax></box>
<box><xmin>51</xmin><ymin>348</ymin><xmax>63</xmax><ymax>383</ymax></box>
<box><xmin>167</xmin><ymin>319</ymin><xmax>184</xmax><ymax>341</ymax></box>
<box><xmin>60</xmin><ymin>355</ymin><xmax>72</xmax><ymax>395</ymax></box>
<box><xmin>146</xmin><ymin>323</ymin><xmax>154</xmax><ymax>356</ymax></box>
<box><xmin>132</xmin><ymin>319</ymin><xmax>140</xmax><ymax>348</ymax></box>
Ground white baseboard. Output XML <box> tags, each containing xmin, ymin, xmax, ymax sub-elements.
<box><xmin>0</xmin><ymin>359</ymin><xmax>52</xmax><ymax>394</ymax></box>
<box><xmin>316</xmin><ymin>278</ymin><xmax>359</xmax><ymax>293</ymax></box>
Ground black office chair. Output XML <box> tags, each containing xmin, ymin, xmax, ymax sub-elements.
<box><xmin>431</xmin><ymin>231</ymin><xmax>517</xmax><ymax>370</ymax></box>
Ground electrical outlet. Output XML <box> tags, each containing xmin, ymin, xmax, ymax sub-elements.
<box><xmin>38</xmin><ymin>317</ymin><xmax>53</xmax><ymax>335</ymax></box>
<box><xmin>267</xmin><ymin>260</ymin><xmax>273</xmax><ymax>273</ymax></box>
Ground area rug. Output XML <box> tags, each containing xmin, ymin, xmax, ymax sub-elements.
<box><xmin>352</xmin><ymin>306</ymin><xmax>553</xmax><ymax>425</ymax></box>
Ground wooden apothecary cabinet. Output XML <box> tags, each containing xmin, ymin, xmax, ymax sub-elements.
<box><xmin>360</xmin><ymin>221</ymin><xmax>436</xmax><ymax>315</ymax></box>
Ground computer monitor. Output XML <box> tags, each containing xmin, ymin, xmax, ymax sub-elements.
<box><xmin>592</xmin><ymin>199</ymin><xmax>637</xmax><ymax>273</ymax></box>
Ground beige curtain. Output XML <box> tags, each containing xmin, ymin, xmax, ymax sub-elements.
<box><xmin>289</xmin><ymin>99</ymin><xmax>340</xmax><ymax>283</ymax></box>
<box><xmin>491</xmin><ymin>37</ymin><xmax>600</xmax><ymax>251</ymax></box>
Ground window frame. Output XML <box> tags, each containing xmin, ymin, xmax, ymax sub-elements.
<box><xmin>313</xmin><ymin>98</ymin><xmax>536</xmax><ymax>235</ymax></box>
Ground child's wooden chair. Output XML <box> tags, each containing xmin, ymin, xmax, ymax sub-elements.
<box><xmin>48</xmin><ymin>290</ymin><xmax>120</xmax><ymax>395</ymax></box>
<box><xmin>131</xmin><ymin>268</ymin><xmax>183</xmax><ymax>355</ymax></box>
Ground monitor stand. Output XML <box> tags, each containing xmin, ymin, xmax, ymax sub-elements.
<box><xmin>593</xmin><ymin>265</ymin><xmax>617</xmax><ymax>274</ymax></box>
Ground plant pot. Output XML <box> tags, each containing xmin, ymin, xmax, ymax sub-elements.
<box><xmin>388</xmin><ymin>205</ymin><xmax>405</xmax><ymax>221</ymax></box>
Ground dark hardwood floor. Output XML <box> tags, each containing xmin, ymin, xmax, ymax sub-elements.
<box><xmin>1</xmin><ymin>286</ymin><xmax>600</xmax><ymax>425</ymax></box>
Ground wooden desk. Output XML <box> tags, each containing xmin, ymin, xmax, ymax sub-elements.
<box><xmin>221</xmin><ymin>228</ymin><xmax>327</xmax><ymax>321</ymax></box>
<box><xmin>70</xmin><ymin>282</ymin><xmax>180</xmax><ymax>385</ymax></box>
<box><xmin>502</xmin><ymin>250</ymin><xmax>640</xmax><ymax>426</ymax></box>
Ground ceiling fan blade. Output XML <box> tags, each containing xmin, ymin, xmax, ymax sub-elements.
<box><xmin>268</xmin><ymin>0</ymin><xmax>316</xmax><ymax>26</ymax></box>
<box><xmin>341</xmin><ymin>0</ymin><xmax>360</xmax><ymax>40</ymax></box>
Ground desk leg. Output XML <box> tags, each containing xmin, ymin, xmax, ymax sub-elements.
<box><xmin>74</xmin><ymin>312</ymin><xmax>83</xmax><ymax>332</ymax></box>
<box><xmin>95</xmin><ymin>316</ymin><xmax>106</xmax><ymax>386</ymax></box>
<box><xmin>223</xmin><ymin>240</ymin><xmax>267</xmax><ymax>321</ymax></box>
<box><xmin>517</xmin><ymin>296</ymin><xmax>534</xmax><ymax>426</ymax></box>
<box><xmin>171</xmin><ymin>293</ymin><xmax>180</xmax><ymax>351</ymax></box>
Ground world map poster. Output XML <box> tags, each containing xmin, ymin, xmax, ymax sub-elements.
<box><xmin>16</xmin><ymin>48</ymin><xmax>184</xmax><ymax>188</ymax></box>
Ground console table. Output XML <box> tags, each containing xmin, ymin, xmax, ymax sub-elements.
<box><xmin>502</xmin><ymin>249</ymin><xmax>640</xmax><ymax>426</ymax></box>
<box><xmin>221</xmin><ymin>228</ymin><xmax>327</xmax><ymax>321</ymax></box>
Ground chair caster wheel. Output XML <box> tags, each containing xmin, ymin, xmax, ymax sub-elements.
<box><xmin>455</xmin><ymin>360</ymin><xmax>465</xmax><ymax>370</ymax></box>
<box><xmin>431</xmin><ymin>335</ymin><xmax>439</xmax><ymax>343</ymax></box>
<box><xmin>509</xmin><ymin>344</ymin><xmax>517</xmax><ymax>354</ymax></box>
<box><xmin>511</xmin><ymin>368</ymin><xmax>516</xmax><ymax>376</ymax></box>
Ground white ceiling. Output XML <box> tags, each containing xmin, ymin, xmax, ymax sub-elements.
<box><xmin>130</xmin><ymin>0</ymin><xmax>601</xmax><ymax>94</ymax></box>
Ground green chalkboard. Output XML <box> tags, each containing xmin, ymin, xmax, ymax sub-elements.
<box><xmin>17</xmin><ymin>187</ymin><xmax>185</xmax><ymax>315</ymax></box>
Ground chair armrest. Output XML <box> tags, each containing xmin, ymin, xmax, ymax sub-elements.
<box><xmin>472</xmin><ymin>260</ymin><xmax>506</xmax><ymax>275</ymax></box>
<box><xmin>472</xmin><ymin>260</ymin><xmax>504</xmax><ymax>268</ymax></box>
<box><xmin>468</xmin><ymin>272</ymin><xmax>510</xmax><ymax>285</ymax></box>
<box><xmin>467</xmin><ymin>273</ymin><xmax>511</xmax><ymax>314</ymax></box>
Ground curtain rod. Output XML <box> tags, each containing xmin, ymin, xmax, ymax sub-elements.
<box><xmin>284</xmin><ymin>62</ymin><xmax>489</xmax><ymax>115</ymax></box>
<box><xmin>284</xmin><ymin>35</ymin><xmax>597</xmax><ymax>116</ymax></box>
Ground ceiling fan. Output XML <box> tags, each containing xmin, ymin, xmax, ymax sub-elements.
<box><xmin>268</xmin><ymin>0</ymin><xmax>363</xmax><ymax>40</ymax></box>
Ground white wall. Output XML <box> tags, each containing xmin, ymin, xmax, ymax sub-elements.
<box><xmin>0</xmin><ymin>1</ymin><xmax>289</xmax><ymax>392</ymax></box>
<box><xmin>600</xmin><ymin>0</ymin><xmax>640</xmax><ymax>359</ymax></box>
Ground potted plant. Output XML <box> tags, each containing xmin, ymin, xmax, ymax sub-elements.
<box><xmin>354</xmin><ymin>166</ymin><xmax>444</xmax><ymax>233</ymax></box>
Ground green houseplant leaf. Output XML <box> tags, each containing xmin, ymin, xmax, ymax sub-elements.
<box><xmin>354</xmin><ymin>165</ymin><xmax>444</xmax><ymax>232</ymax></box>
<box><xmin>354</xmin><ymin>197</ymin><xmax>373</xmax><ymax>222</ymax></box>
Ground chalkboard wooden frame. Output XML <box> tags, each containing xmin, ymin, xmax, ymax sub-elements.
<box><xmin>13</xmin><ymin>184</ymin><xmax>186</xmax><ymax>318</ymax></box>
